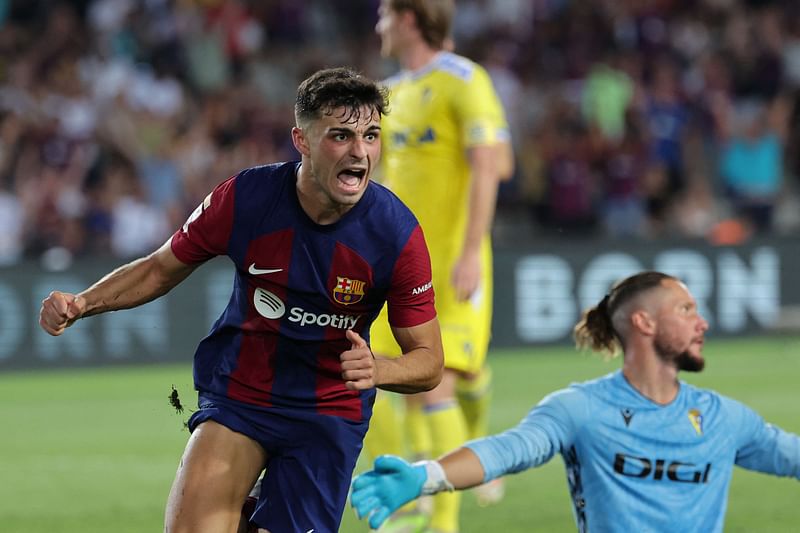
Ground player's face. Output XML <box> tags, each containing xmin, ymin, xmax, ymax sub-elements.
<box><xmin>296</xmin><ymin>106</ymin><xmax>381</xmax><ymax>209</ymax></box>
<box><xmin>652</xmin><ymin>280</ymin><xmax>709</xmax><ymax>372</ymax></box>
<box><xmin>376</xmin><ymin>1</ymin><xmax>403</xmax><ymax>58</ymax></box>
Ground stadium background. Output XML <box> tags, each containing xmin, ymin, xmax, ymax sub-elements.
<box><xmin>0</xmin><ymin>0</ymin><xmax>798</xmax><ymax>531</ymax></box>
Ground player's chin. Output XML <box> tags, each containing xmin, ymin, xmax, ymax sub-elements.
<box><xmin>677</xmin><ymin>349</ymin><xmax>705</xmax><ymax>372</ymax></box>
<box><xmin>336</xmin><ymin>189</ymin><xmax>367</xmax><ymax>206</ymax></box>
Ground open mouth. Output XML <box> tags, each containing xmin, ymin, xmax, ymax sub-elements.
<box><xmin>337</xmin><ymin>168</ymin><xmax>367</xmax><ymax>191</ymax></box>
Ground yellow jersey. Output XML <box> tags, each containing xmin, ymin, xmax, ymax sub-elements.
<box><xmin>380</xmin><ymin>52</ymin><xmax>509</xmax><ymax>262</ymax></box>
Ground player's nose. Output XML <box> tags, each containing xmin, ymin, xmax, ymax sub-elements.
<box><xmin>350</xmin><ymin>138</ymin><xmax>368</xmax><ymax>159</ymax></box>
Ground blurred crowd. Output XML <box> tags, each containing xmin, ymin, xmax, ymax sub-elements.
<box><xmin>0</xmin><ymin>0</ymin><xmax>799</xmax><ymax>267</ymax></box>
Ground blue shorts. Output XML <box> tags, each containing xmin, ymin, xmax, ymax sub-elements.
<box><xmin>188</xmin><ymin>393</ymin><xmax>369</xmax><ymax>533</ymax></box>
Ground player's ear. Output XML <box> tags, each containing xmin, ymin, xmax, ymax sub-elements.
<box><xmin>399</xmin><ymin>8</ymin><xmax>416</xmax><ymax>31</ymax></box>
<box><xmin>292</xmin><ymin>126</ymin><xmax>311</xmax><ymax>156</ymax></box>
<box><xmin>630</xmin><ymin>309</ymin><xmax>656</xmax><ymax>336</ymax></box>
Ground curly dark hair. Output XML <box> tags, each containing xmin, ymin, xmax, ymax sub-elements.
<box><xmin>294</xmin><ymin>67</ymin><xmax>389</xmax><ymax>127</ymax></box>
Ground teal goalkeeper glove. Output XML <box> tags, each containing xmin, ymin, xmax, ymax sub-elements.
<box><xmin>351</xmin><ymin>455</ymin><xmax>454</xmax><ymax>529</ymax></box>
<box><xmin>351</xmin><ymin>455</ymin><xmax>425</xmax><ymax>529</ymax></box>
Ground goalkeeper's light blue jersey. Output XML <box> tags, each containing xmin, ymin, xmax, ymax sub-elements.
<box><xmin>466</xmin><ymin>370</ymin><xmax>800</xmax><ymax>532</ymax></box>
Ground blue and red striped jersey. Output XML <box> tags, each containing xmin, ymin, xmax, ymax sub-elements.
<box><xmin>171</xmin><ymin>162</ymin><xmax>435</xmax><ymax>421</ymax></box>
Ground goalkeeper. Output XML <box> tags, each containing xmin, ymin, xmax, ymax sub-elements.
<box><xmin>352</xmin><ymin>271</ymin><xmax>800</xmax><ymax>532</ymax></box>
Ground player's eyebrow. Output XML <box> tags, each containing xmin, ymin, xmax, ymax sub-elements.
<box><xmin>329</xmin><ymin>125</ymin><xmax>381</xmax><ymax>135</ymax></box>
<box><xmin>328</xmin><ymin>127</ymin><xmax>356</xmax><ymax>135</ymax></box>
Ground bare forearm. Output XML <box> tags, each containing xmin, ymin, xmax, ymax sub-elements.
<box><xmin>376</xmin><ymin>318</ymin><xmax>444</xmax><ymax>393</ymax></box>
<box><xmin>81</xmin><ymin>242</ymin><xmax>195</xmax><ymax>317</ymax></box>
<box><xmin>374</xmin><ymin>349</ymin><xmax>443</xmax><ymax>393</ymax></box>
<box><xmin>438</xmin><ymin>447</ymin><xmax>487</xmax><ymax>489</ymax></box>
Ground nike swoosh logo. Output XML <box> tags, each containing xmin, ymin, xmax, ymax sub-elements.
<box><xmin>248</xmin><ymin>263</ymin><xmax>283</xmax><ymax>275</ymax></box>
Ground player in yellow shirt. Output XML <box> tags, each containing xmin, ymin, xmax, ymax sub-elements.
<box><xmin>365</xmin><ymin>1</ymin><xmax>514</xmax><ymax>532</ymax></box>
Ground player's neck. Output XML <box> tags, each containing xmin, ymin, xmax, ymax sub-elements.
<box><xmin>621</xmin><ymin>354</ymin><xmax>680</xmax><ymax>405</ymax></box>
<box><xmin>295</xmin><ymin>164</ymin><xmax>351</xmax><ymax>225</ymax></box>
<box><xmin>399</xmin><ymin>42</ymin><xmax>440</xmax><ymax>72</ymax></box>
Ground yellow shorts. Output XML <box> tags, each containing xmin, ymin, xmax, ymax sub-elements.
<box><xmin>369</xmin><ymin>242</ymin><xmax>492</xmax><ymax>375</ymax></box>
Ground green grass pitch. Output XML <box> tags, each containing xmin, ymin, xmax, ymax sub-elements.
<box><xmin>1</xmin><ymin>336</ymin><xmax>798</xmax><ymax>532</ymax></box>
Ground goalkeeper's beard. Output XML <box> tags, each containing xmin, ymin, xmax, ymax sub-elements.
<box><xmin>655</xmin><ymin>338</ymin><xmax>705</xmax><ymax>372</ymax></box>
<box><xmin>674</xmin><ymin>351</ymin><xmax>704</xmax><ymax>372</ymax></box>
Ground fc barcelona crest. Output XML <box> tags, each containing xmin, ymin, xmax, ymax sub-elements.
<box><xmin>333</xmin><ymin>276</ymin><xmax>365</xmax><ymax>305</ymax></box>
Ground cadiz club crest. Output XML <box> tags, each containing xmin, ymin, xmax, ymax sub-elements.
<box><xmin>688</xmin><ymin>408</ymin><xmax>704</xmax><ymax>436</ymax></box>
<box><xmin>333</xmin><ymin>276</ymin><xmax>365</xmax><ymax>305</ymax></box>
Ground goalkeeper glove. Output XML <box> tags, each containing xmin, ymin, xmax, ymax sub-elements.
<box><xmin>350</xmin><ymin>455</ymin><xmax>453</xmax><ymax>529</ymax></box>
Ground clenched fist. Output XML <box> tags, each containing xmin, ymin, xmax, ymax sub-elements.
<box><xmin>340</xmin><ymin>329</ymin><xmax>377</xmax><ymax>390</ymax></box>
<box><xmin>39</xmin><ymin>291</ymin><xmax>86</xmax><ymax>336</ymax></box>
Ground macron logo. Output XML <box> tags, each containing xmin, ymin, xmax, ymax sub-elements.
<box><xmin>249</xmin><ymin>263</ymin><xmax>283</xmax><ymax>275</ymax></box>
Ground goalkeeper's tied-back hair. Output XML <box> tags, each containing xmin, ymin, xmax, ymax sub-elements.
<box><xmin>573</xmin><ymin>271</ymin><xmax>678</xmax><ymax>357</ymax></box>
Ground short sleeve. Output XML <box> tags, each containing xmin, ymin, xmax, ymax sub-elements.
<box><xmin>171</xmin><ymin>176</ymin><xmax>236</xmax><ymax>264</ymax></box>
<box><xmin>452</xmin><ymin>66</ymin><xmax>510</xmax><ymax>148</ymax></box>
<box><xmin>385</xmin><ymin>225</ymin><xmax>436</xmax><ymax>328</ymax></box>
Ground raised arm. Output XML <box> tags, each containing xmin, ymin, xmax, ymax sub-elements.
<box><xmin>39</xmin><ymin>238</ymin><xmax>197</xmax><ymax>336</ymax></box>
